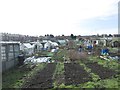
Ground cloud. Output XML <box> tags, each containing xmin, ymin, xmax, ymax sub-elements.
<box><xmin>0</xmin><ymin>0</ymin><xmax>119</xmax><ymax>36</ymax></box>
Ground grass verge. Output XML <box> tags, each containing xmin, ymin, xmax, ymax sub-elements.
<box><xmin>2</xmin><ymin>63</ymin><xmax>47</xmax><ymax>88</ymax></box>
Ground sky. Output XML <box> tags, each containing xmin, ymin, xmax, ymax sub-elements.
<box><xmin>0</xmin><ymin>0</ymin><xmax>119</xmax><ymax>36</ymax></box>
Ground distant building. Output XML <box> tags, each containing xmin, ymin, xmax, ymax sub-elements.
<box><xmin>1</xmin><ymin>41</ymin><xmax>20</xmax><ymax>71</ymax></box>
<box><xmin>1</xmin><ymin>33</ymin><xmax>38</xmax><ymax>42</ymax></box>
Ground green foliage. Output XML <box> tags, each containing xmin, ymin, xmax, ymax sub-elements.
<box><xmin>2</xmin><ymin>67</ymin><xmax>29</xmax><ymax>88</ymax></box>
<box><xmin>53</xmin><ymin>62</ymin><xmax>64</xmax><ymax>79</ymax></box>
<box><xmin>88</xmin><ymin>56</ymin><xmax>119</xmax><ymax>71</ymax></box>
<box><xmin>91</xmin><ymin>78</ymin><xmax>119</xmax><ymax>88</ymax></box>
<box><xmin>58</xmin><ymin>84</ymin><xmax>80</xmax><ymax>89</ymax></box>
<box><xmin>53</xmin><ymin>62</ymin><xmax>65</xmax><ymax>87</ymax></box>
<box><xmin>82</xmin><ymin>82</ymin><xmax>95</xmax><ymax>88</ymax></box>
<box><xmin>2</xmin><ymin>63</ymin><xmax>46</xmax><ymax>88</ymax></box>
<box><xmin>37</xmin><ymin>51</ymin><xmax>53</xmax><ymax>57</ymax></box>
<box><xmin>80</xmin><ymin>56</ymin><xmax>119</xmax><ymax>88</ymax></box>
<box><xmin>51</xmin><ymin>49</ymin><xmax>67</xmax><ymax>62</ymax></box>
<box><xmin>98</xmin><ymin>79</ymin><xmax>119</xmax><ymax>88</ymax></box>
<box><xmin>79</xmin><ymin>61</ymin><xmax>91</xmax><ymax>73</ymax></box>
<box><xmin>90</xmin><ymin>73</ymin><xmax>100</xmax><ymax>82</ymax></box>
<box><xmin>70</xmin><ymin>34</ymin><xmax>76</xmax><ymax>40</ymax></box>
<box><xmin>59</xmin><ymin>83</ymin><xmax>65</xmax><ymax>88</ymax></box>
<box><xmin>80</xmin><ymin>77</ymin><xmax>119</xmax><ymax>88</ymax></box>
<box><xmin>108</xmin><ymin>47</ymin><xmax>119</xmax><ymax>53</ymax></box>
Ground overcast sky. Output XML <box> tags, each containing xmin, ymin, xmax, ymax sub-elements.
<box><xmin>0</xmin><ymin>0</ymin><xmax>119</xmax><ymax>36</ymax></box>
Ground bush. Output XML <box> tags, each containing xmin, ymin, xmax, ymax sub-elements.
<box><xmin>67</xmin><ymin>50</ymin><xmax>88</xmax><ymax>62</ymax></box>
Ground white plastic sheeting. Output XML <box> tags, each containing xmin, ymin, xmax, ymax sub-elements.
<box><xmin>44</xmin><ymin>41</ymin><xmax>58</xmax><ymax>50</ymax></box>
<box><xmin>51</xmin><ymin>42</ymin><xmax>58</xmax><ymax>47</ymax></box>
<box><xmin>58</xmin><ymin>40</ymin><xmax>66</xmax><ymax>45</ymax></box>
<box><xmin>51</xmin><ymin>49</ymin><xmax>57</xmax><ymax>52</ymax></box>
<box><xmin>100</xmin><ymin>55</ymin><xmax>119</xmax><ymax>61</ymax></box>
<box><xmin>108</xmin><ymin>56</ymin><xmax>119</xmax><ymax>60</ymax></box>
<box><xmin>24</xmin><ymin>56</ymin><xmax>53</xmax><ymax>64</ymax></box>
<box><xmin>32</xmin><ymin>42</ymin><xmax>43</xmax><ymax>49</ymax></box>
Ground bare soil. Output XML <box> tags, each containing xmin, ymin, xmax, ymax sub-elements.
<box><xmin>85</xmin><ymin>62</ymin><xmax>117</xmax><ymax>79</ymax></box>
<box><xmin>64</xmin><ymin>63</ymin><xmax>91</xmax><ymax>85</ymax></box>
<box><xmin>22</xmin><ymin>63</ymin><xmax>56</xmax><ymax>89</ymax></box>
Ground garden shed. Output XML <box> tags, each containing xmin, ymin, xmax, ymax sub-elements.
<box><xmin>20</xmin><ymin>43</ymin><xmax>34</xmax><ymax>56</ymax></box>
<box><xmin>32</xmin><ymin>42</ymin><xmax>43</xmax><ymax>52</ymax></box>
<box><xmin>44</xmin><ymin>41</ymin><xmax>52</xmax><ymax>50</ymax></box>
<box><xmin>57</xmin><ymin>40</ymin><xmax>67</xmax><ymax>46</ymax></box>
<box><xmin>1</xmin><ymin>41</ymin><xmax>20</xmax><ymax>71</ymax></box>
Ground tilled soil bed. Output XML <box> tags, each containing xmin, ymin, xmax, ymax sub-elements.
<box><xmin>85</xmin><ymin>62</ymin><xmax>117</xmax><ymax>79</ymax></box>
<box><xmin>22</xmin><ymin>63</ymin><xmax>56</xmax><ymax>89</ymax></box>
<box><xmin>64</xmin><ymin>63</ymin><xmax>91</xmax><ymax>85</ymax></box>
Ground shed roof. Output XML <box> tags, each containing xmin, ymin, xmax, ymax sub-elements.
<box><xmin>22</xmin><ymin>43</ymin><xmax>34</xmax><ymax>48</ymax></box>
<box><xmin>0</xmin><ymin>41</ymin><xmax>20</xmax><ymax>44</ymax></box>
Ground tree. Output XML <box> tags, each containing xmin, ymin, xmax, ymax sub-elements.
<box><xmin>108</xmin><ymin>34</ymin><xmax>113</xmax><ymax>37</ymax></box>
<box><xmin>70</xmin><ymin>34</ymin><xmax>74</xmax><ymax>39</ymax></box>
<box><xmin>50</xmin><ymin>34</ymin><xmax>54</xmax><ymax>38</ymax></box>
<box><xmin>70</xmin><ymin>34</ymin><xmax>76</xmax><ymax>40</ymax></box>
<box><xmin>62</xmin><ymin>34</ymin><xmax>64</xmax><ymax>36</ymax></box>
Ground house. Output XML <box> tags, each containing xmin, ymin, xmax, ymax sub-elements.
<box><xmin>1</xmin><ymin>41</ymin><xmax>20</xmax><ymax>71</ymax></box>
